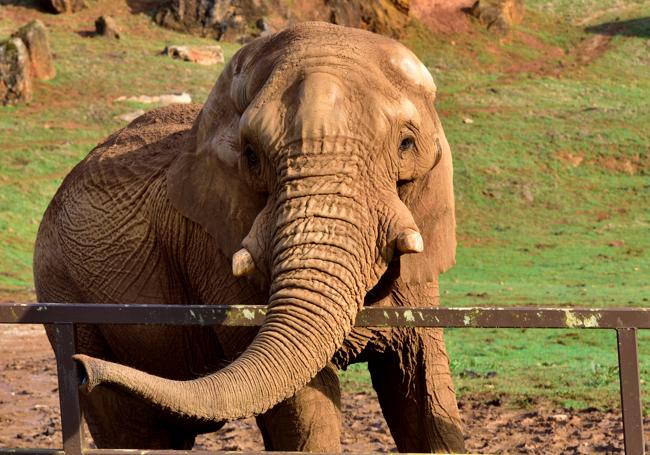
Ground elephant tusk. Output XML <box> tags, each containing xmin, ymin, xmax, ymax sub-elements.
<box><xmin>232</xmin><ymin>248</ymin><xmax>256</xmax><ymax>277</ymax></box>
<box><xmin>396</xmin><ymin>229</ymin><xmax>424</xmax><ymax>254</ymax></box>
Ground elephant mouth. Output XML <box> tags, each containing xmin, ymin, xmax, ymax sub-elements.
<box><xmin>365</xmin><ymin>258</ymin><xmax>401</xmax><ymax>304</ymax></box>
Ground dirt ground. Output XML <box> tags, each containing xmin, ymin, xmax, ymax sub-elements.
<box><xmin>0</xmin><ymin>324</ymin><xmax>647</xmax><ymax>453</ymax></box>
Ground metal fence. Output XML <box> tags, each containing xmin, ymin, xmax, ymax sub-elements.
<box><xmin>0</xmin><ymin>303</ymin><xmax>647</xmax><ymax>455</ymax></box>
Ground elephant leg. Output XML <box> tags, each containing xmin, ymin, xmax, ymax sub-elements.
<box><xmin>368</xmin><ymin>328</ymin><xmax>465</xmax><ymax>453</ymax></box>
<box><xmin>82</xmin><ymin>386</ymin><xmax>196</xmax><ymax>449</ymax></box>
<box><xmin>256</xmin><ymin>364</ymin><xmax>342</xmax><ymax>452</ymax></box>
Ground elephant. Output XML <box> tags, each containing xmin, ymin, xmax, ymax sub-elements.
<box><xmin>33</xmin><ymin>21</ymin><xmax>464</xmax><ymax>452</ymax></box>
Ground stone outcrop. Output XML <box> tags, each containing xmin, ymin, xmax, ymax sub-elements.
<box><xmin>0</xmin><ymin>38</ymin><xmax>32</xmax><ymax>106</ymax></box>
<box><xmin>95</xmin><ymin>16</ymin><xmax>121</xmax><ymax>39</ymax></box>
<box><xmin>115</xmin><ymin>92</ymin><xmax>193</xmax><ymax>105</ymax></box>
<box><xmin>162</xmin><ymin>45</ymin><xmax>225</xmax><ymax>65</ymax></box>
<box><xmin>11</xmin><ymin>20</ymin><xmax>56</xmax><ymax>81</ymax></box>
<box><xmin>465</xmin><ymin>0</ymin><xmax>524</xmax><ymax>34</ymax></box>
<box><xmin>153</xmin><ymin>0</ymin><xmax>411</xmax><ymax>42</ymax></box>
<box><xmin>1</xmin><ymin>20</ymin><xmax>56</xmax><ymax>105</ymax></box>
<box><xmin>153</xmin><ymin>0</ymin><xmax>282</xmax><ymax>41</ymax></box>
<box><xmin>41</xmin><ymin>0</ymin><xmax>87</xmax><ymax>14</ymax></box>
<box><xmin>408</xmin><ymin>0</ymin><xmax>475</xmax><ymax>35</ymax></box>
<box><xmin>152</xmin><ymin>0</ymin><xmax>523</xmax><ymax>41</ymax></box>
<box><xmin>325</xmin><ymin>0</ymin><xmax>411</xmax><ymax>38</ymax></box>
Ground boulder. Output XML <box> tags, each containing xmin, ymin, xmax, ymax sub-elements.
<box><xmin>409</xmin><ymin>0</ymin><xmax>475</xmax><ymax>35</ymax></box>
<box><xmin>326</xmin><ymin>0</ymin><xmax>411</xmax><ymax>38</ymax></box>
<box><xmin>154</xmin><ymin>0</ymin><xmax>263</xmax><ymax>41</ymax></box>
<box><xmin>154</xmin><ymin>0</ymin><xmax>411</xmax><ymax>41</ymax></box>
<box><xmin>95</xmin><ymin>16</ymin><xmax>121</xmax><ymax>39</ymax></box>
<box><xmin>115</xmin><ymin>92</ymin><xmax>192</xmax><ymax>105</ymax></box>
<box><xmin>116</xmin><ymin>109</ymin><xmax>145</xmax><ymax>123</ymax></box>
<box><xmin>162</xmin><ymin>45</ymin><xmax>225</xmax><ymax>65</ymax></box>
<box><xmin>0</xmin><ymin>38</ymin><xmax>32</xmax><ymax>106</ymax></box>
<box><xmin>42</xmin><ymin>0</ymin><xmax>87</xmax><ymax>14</ymax></box>
<box><xmin>465</xmin><ymin>0</ymin><xmax>524</xmax><ymax>34</ymax></box>
<box><xmin>11</xmin><ymin>20</ymin><xmax>56</xmax><ymax>81</ymax></box>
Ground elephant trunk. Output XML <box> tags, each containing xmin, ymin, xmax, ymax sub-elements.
<box><xmin>74</xmin><ymin>187</ymin><xmax>367</xmax><ymax>424</ymax></box>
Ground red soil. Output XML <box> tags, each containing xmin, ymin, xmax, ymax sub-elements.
<box><xmin>1</xmin><ymin>324</ymin><xmax>647</xmax><ymax>453</ymax></box>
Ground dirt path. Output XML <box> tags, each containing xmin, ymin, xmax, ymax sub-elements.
<box><xmin>1</xmin><ymin>325</ymin><xmax>647</xmax><ymax>453</ymax></box>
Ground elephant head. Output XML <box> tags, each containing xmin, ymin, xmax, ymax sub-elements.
<box><xmin>74</xmin><ymin>21</ymin><xmax>455</xmax><ymax>425</ymax></box>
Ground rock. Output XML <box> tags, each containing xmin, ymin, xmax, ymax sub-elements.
<box><xmin>116</xmin><ymin>109</ymin><xmax>145</xmax><ymax>123</ymax></box>
<box><xmin>460</xmin><ymin>370</ymin><xmax>480</xmax><ymax>379</ymax></box>
<box><xmin>95</xmin><ymin>16</ymin><xmax>121</xmax><ymax>39</ymax></box>
<box><xmin>0</xmin><ymin>38</ymin><xmax>32</xmax><ymax>106</ymax></box>
<box><xmin>521</xmin><ymin>185</ymin><xmax>534</xmax><ymax>203</ymax></box>
<box><xmin>115</xmin><ymin>92</ymin><xmax>192</xmax><ymax>105</ymax></box>
<box><xmin>42</xmin><ymin>0</ymin><xmax>86</xmax><ymax>14</ymax></box>
<box><xmin>154</xmin><ymin>0</ymin><xmax>243</xmax><ymax>41</ymax></box>
<box><xmin>409</xmin><ymin>0</ymin><xmax>474</xmax><ymax>35</ymax></box>
<box><xmin>551</xmin><ymin>413</ymin><xmax>569</xmax><ymax>423</ymax></box>
<box><xmin>162</xmin><ymin>45</ymin><xmax>224</xmax><ymax>65</ymax></box>
<box><xmin>11</xmin><ymin>20</ymin><xmax>56</xmax><ymax>81</ymax></box>
<box><xmin>465</xmin><ymin>0</ymin><xmax>524</xmax><ymax>34</ymax></box>
<box><xmin>154</xmin><ymin>0</ymin><xmax>411</xmax><ymax>41</ymax></box>
<box><xmin>463</xmin><ymin>117</ymin><xmax>474</xmax><ymax>124</ymax></box>
<box><xmin>157</xmin><ymin>93</ymin><xmax>192</xmax><ymax>104</ymax></box>
<box><xmin>325</xmin><ymin>0</ymin><xmax>411</xmax><ymax>38</ymax></box>
<box><xmin>255</xmin><ymin>18</ymin><xmax>272</xmax><ymax>34</ymax></box>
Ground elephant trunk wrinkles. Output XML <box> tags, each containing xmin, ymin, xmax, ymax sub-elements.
<box><xmin>75</xmin><ymin>190</ymin><xmax>367</xmax><ymax>424</ymax></box>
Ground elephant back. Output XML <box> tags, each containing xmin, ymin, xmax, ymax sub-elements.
<box><xmin>34</xmin><ymin>104</ymin><xmax>202</xmax><ymax>304</ymax></box>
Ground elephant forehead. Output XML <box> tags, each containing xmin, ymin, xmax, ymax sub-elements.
<box><xmin>278</xmin><ymin>71</ymin><xmax>351</xmax><ymax>144</ymax></box>
<box><xmin>386</xmin><ymin>45</ymin><xmax>436</xmax><ymax>93</ymax></box>
<box><xmin>401</xmin><ymin>97</ymin><xmax>420</xmax><ymax>120</ymax></box>
<box><xmin>299</xmin><ymin>72</ymin><xmax>344</xmax><ymax>109</ymax></box>
<box><xmin>295</xmin><ymin>72</ymin><xmax>346</xmax><ymax>127</ymax></box>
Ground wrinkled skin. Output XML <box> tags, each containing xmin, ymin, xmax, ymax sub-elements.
<box><xmin>33</xmin><ymin>22</ymin><xmax>463</xmax><ymax>452</ymax></box>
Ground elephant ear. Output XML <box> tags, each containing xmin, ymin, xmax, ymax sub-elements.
<box><xmin>398</xmin><ymin>112</ymin><xmax>456</xmax><ymax>284</ymax></box>
<box><xmin>166</xmin><ymin>38</ymin><xmax>274</xmax><ymax>258</ymax></box>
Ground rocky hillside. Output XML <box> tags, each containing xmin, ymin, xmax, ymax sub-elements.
<box><xmin>152</xmin><ymin>0</ymin><xmax>522</xmax><ymax>42</ymax></box>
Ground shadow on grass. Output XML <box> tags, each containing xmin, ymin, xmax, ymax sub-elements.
<box><xmin>0</xmin><ymin>0</ymin><xmax>49</xmax><ymax>12</ymax></box>
<box><xmin>75</xmin><ymin>30</ymin><xmax>97</xmax><ymax>38</ymax></box>
<box><xmin>125</xmin><ymin>0</ymin><xmax>161</xmax><ymax>16</ymax></box>
<box><xmin>0</xmin><ymin>0</ymin><xmax>160</xmax><ymax>15</ymax></box>
<box><xmin>585</xmin><ymin>17</ymin><xmax>650</xmax><ymax>38</ymax></box>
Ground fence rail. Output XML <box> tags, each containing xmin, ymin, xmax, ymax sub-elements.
<box><xmin>0</xmin><ymin>303</ymin><xmax>646</xmax><ymax>455</ymax></box>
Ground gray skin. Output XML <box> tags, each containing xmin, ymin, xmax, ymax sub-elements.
<box><xmin>33</xmin><ymin>22</ymin><xmax>463</xmax><ymax>452</ymax></box>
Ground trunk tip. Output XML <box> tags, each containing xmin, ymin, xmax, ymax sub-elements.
<box><xmin>72</xmin><ymin>354</ymin><xmax>100</xmax><ymax>394</ymax></box>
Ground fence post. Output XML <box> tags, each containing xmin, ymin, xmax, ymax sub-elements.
<box><xmin>54</xmin><ymin>323</ymin><xmax>84</xmax><ymax>455</ymax></box>
<box><xmin>617</xmin><ymin>328</ymin><xmax>645</xmax><ymax>455</ymax></box>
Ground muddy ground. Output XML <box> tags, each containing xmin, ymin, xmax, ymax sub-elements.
<box><xmin>1</xmin><ymin>324</ymin><xmax>647</xmax><ymax>453</ymax></box>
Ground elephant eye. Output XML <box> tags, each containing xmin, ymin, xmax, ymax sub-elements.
<box><xmin>243</xmin><ymin>144</ymin><xmax>259</xmax><ymax>170</ymax></box>
<box><xmin>399</xmin><ymin>136</ymin><xmax>415</xmax><ymax>153</ymax></box>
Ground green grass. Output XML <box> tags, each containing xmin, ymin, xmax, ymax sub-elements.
<box><xmin>340</xmin><ymin>2</ymin><xmax>650</xmax><ymax>410</ymax></box>
<box><xmin>0</xmin><ymin>9</ymin><xmax>239</xmax><ymax>294</ymax></box>
<box><xmin>1</xmin><ymin>0</ymin><xmax>649</xmax><ymax>410</ymax></box>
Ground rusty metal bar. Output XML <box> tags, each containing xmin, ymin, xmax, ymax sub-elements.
<box><xmin>84</xmin><ymin>451</ymin><xmax>354</xmax><ymax>454</ymax></box>
<box><xmin>2</xmin><ymin>303</ymin><xmax>650</xmax><ymax>329</ymax></box>
<box><xmin>53</xmin><ymin>324</ymin><xmax>84</xmax><ymax>455</ymax></box>
<box><xmin>0</xmin><ymin>450</ymin><xmax>378</xmax><ymax>455</ymax></box>
<box><xmin>0</xmin><ymin>450</ymin><xmax>63</xmax><ymax>454</ymax></box>
<box><xmin>1</xmin><ymin>303</ymin><xmax>647</xmax><ymax>454</ymax></box>
<box><xmin>617</xmin><ymin>328</ymin><xmax>645</xmax><ymax>455</ymax></box>
<box><xmin>0</xmin><ymin>448</ymin><xmax>65</xmax><ymax>455</ymax></box>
